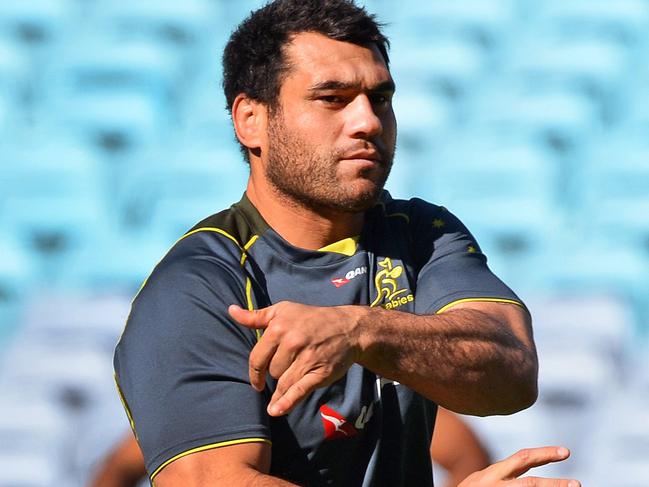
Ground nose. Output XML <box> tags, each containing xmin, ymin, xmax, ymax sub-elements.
<box><xmin>345</xmin><ymin>94</ymin><xmax>383</xmax><ymax>139</ymax></box>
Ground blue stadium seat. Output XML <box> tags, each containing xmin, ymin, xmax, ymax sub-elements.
<box><xmin>0</xmin><ymin>0</ymin><xmax>68</xmax><ymax>48</ymax></box>
<box><xmin>0</xmin><ymin>40</ymin><xmax>29</xmax><ymax>96</ymax></box>
<box><xmin>56</xmin><ymin>91</ymin><xmax>165</xmax><ymax>155</ymax></box>
<box><xmin>116</xmin><ymin>145</ymin><xmax>249</xmax><ymax>242</ymax></box>
<box><xmin>581</xmin><ymin>138</ymin><xmax>649</xmax><ymax>251</ymax></box>
<box><xmin>64</xmin><ymin>232</ymin><xmax>171</xmax><ymax>294</ymax></box>
<box><xmin>1</xmin><ymin>145</ymin><xmax>108</xmax><ymax>281</ymax></box>
<box><xmin>392</xmin><ymin>89</ymin><xmax>456</xmax><ymax>152</ymax></box>
<box><xmin>411</xmin><ymin>137</ymin><xmax>562</xmax><ymax>289</ymax></box>
<box><xmin>54</xmin><ymin>38</ymin><xmax>179</xmax><ymax>96</ymax></box>
<box><xmin>508</xmin><ymin>36</ymin><xmax>632</xmax><ymax>122</ymax></box>
<box><xmin>539</xmin><ymin>0</ymin><xmax>649</xmax><ymax>49</ymax></box>
<box><xmin>470</xmin><ymin>83</ymin><xmax>600</xmax><ymax>159</ymax></box>
<box><xmin>390</xmin><ymin>37</ymin><xmax>489</xmax><ymax>101</ymax></box>
<box><xmin>95</xmin><ymin>0</ymin><xmax>218</xmax><ymax>49</ymax></box>
<box><xmin>0</xmin><ymin>239</ymin><xmax>32</xmax><ymax>350</ymax></box>
<box><xmin>394</xmin><ymin>0</ymin><xmax>517</xmax><ymax>58</ymax></box>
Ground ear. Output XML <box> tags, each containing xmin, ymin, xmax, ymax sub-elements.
<box><xmin>232</xmin><ymin>94</ymin><xmax>268</xmax><ymax>156</ymax></box>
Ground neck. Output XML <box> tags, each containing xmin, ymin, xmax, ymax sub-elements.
<box><xmin>245</xmin><ymin>178</ymin><xmax>365</xmax><ymax>251</ymax></box>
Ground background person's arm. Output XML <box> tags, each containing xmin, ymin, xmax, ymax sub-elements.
<box><xmin>88</xmin><ymin>432</ymin><xmax>146</xmax><ymax>487</ymax></box>
<box><xmin>154</xmin><ymin>442</ymin><xmax>298</xmax><ymax>487</ymax></box>
<box><xmin>431</xmin><ymin>408</ymin><xmax>491</xmax><ymax>487</ymax></box>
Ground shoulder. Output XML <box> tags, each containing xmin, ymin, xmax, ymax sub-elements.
<box><xmin>372</xmin><ymin>192</ymin><xmax>455</xmax><ymax>231</ymax></box>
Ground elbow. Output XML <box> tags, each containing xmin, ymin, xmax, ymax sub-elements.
<box><xmin>477</xmin><ymin>350</ymin><xmax>539</xmax><ymax>416</ymax></box>
<box><xmin>495</xmin><ymin>351</ymin><xmax>539</xmax><ymax>415</ymax></box>
<box><xmin>508</xmin><ymin>371</ymin><xmax>538</xmax><ymax>413</ymax></box>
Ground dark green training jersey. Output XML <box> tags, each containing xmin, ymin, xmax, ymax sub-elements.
<box><xmin>114</xmin><ymin>191</ymin><xmax>524</xmax><ymax>486</ymax></box>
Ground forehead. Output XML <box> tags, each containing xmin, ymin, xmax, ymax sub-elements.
<box><xmin>282</xmin><ymin>32</ymin><xmax>392</xmax><ymax>89</ymax></box>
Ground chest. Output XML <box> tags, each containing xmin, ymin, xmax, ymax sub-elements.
<box><xmin>250</xmin><ymin>250</ymin><xmax>417</xmax><ymax>312</ymax></box>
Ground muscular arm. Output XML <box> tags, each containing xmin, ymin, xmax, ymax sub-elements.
<box><xmin>357</xmin><ymin>301</ymin><xmax>537</xmax><ymax>415</ymax></box>
<box><xmin>154</xmin><ymin>442</ymin><xmax>298</xmax><ymax>487</ymax></box>
<box><xmin>229</xmin><ymin>299</ymin><xmax>537</xmax><ymax>417</ymax></box>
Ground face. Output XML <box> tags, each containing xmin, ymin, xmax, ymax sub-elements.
<box><xmin>264</xmin><ymin>32</ymin><xmax>397</xmax><ymax>213</ymax></box>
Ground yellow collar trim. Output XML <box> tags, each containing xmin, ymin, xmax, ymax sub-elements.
<box><xmin>318</xmin><ymin>236</ymin><xmax>359</xmax><ymax>256</ymax></box>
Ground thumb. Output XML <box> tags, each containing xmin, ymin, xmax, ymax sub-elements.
<box><xmin>228</xmin><ymin>304</ymin><xmax>273</xmax><ymax>329</ymax></box>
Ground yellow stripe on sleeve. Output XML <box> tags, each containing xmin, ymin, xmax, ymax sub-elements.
<box><xmin>436</xmin><ymin>297</ymin><xmax>525</xmax><ymax>314</ymax></box>
<box><xmin>150</xmin><ymin>437</ymin><xmax>272</xmax><ymax>480</ymax></box>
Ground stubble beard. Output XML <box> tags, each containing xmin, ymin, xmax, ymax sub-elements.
<box><xmin>265</xmin><ymin>111</ymin><xmax>394</xmax><ymax>214</ymax></box>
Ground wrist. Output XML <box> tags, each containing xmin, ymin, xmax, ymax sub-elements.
<box><xmin>342</xmin><ymin>305</ymin><xmax>378</xmax><ymax>364</ymax></box>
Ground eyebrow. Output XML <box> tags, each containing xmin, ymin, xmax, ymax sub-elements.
<box><xmin>308</xmin><ymin>79</ymin><xmax>396</xmax><ymax>93</ymax></box>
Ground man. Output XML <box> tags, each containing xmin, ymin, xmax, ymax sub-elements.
<box><xmin>114</xmin><ymin>1</ymin><xmax>580</xmax><ymax>485</ymax></box>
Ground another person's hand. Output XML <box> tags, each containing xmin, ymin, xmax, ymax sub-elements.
<box><xmin>229</xmin><ymin>301</ymin><xmax>361</xmax><ymax>416</ymax></box>
<box><xmin>458</xmin><ymin>446</ymin><xmax>580</xmax><ymax>487</ymax></box>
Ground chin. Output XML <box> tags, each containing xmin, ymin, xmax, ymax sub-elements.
<box><xmin>335</xmin><ymin>185</ymin><xmax>384</xmax><ymax>212</ymax></box>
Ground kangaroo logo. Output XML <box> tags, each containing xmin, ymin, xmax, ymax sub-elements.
<box><xmin>371</xmin><ymin>257</ymin><xmax>409</xmax><ymax>307</ymax></box>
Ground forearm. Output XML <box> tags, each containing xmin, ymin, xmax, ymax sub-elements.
<box><xmin>354</xmin><ymin>305</ymin><xmax>538</xmax><ymax>415</ymax></box>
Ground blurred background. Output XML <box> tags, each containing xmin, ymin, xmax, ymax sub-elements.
<box><xmin>0</xmin><ymin>0</ymin><xmax>647</xmax><ymax>486</ymax></box>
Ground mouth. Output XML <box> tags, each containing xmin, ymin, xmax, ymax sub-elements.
<box><xmin>340</xmin><ymin>151</ymin><xmax>382</xmax><ymax>165</ymax></box>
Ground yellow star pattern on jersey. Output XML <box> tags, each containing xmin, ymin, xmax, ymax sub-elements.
<box><xmin>432</xmin><ymin>218</ymin><xmax>445</xmax><ymax>228</ymax></box>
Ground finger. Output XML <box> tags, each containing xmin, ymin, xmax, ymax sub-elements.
<box><xmin>507</xmin><ymin>476</ymin><xmax>581</xmax><ymax>487</ymax></box>
<box><xmin>267</xmin><ymin>342</ymin><xmax>298</xmax><ymax>381</ymax></box>
<box><xmin>228</xmin><ymin>304</ymin><xmax>274</xmax><ymax>329</ymax></box>
<box><xmin>267</xmin><ymin>371</ymin><xmax>324</xmax><ymax>417</ymax></box>
<box><xmin>248</xmin><ymin>337</ymin><xmax>279</xmax><ymax>391</ymax></box>
<box><xmin>488</xmin><ymin>447</ymin><xmax>571</xmax><ymax>480</ymax></box>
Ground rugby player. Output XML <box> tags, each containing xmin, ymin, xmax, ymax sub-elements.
<box><xmin>114</xmin><ymin>1</ymin><xmax>580</xmax><ymax>485</ymax></box>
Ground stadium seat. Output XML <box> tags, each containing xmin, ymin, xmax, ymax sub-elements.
<box><xmin>2</xmin><ymin>340</ymin><xmax>116</xmax><ymax>415</ymax></box>
<box><xmin>0</xmin><ymin>397</ymin><xmax>70</xmax><ymax>458</ymax></box>
<box><xmin>0</xmin><ymin>40</ymin><xmax>29</xmax><ymax>98</ymax></box>
<box><xmin>539</xmin><ymin>0</ymin><xmax>649</xmax><ymax>49</ymax></box>
<box><xmin>95</xmin><ymin>0</ymin><xmax>218</xmax><ymax>49</ymax></box>
<box><xmin>0</xmin><ymin>452</ymin><xmax>59</xmax><ymax>487</ymax></box>
<box><xmin>526</xmin><ymin>293</ymin><xmax>635</xmax><ymax>374</ymax></box>
<box><xmin>580</xmin><ymin>138</ymin><xmax>649</xmax><ymax>251</ymax></box>
<box><xmin>0</xmin><ymin>0</ymin><xmax>67</xmax><ymax>48</ymax></box>
<box><xmin>508</xmin><ymin>36</ymin><xmax>631</xmax><ymax>121</ymax></box>
<box><xmin>392</xmin><ymin>89</ymin><xmax>456</xmax><ymax>152</ymax></box>
<box><xmin>119</xmin><ymin>145</ymin><xmax>249</xmax><ymax>242</ymax></box>
<box><xmin>57</xmin><ymin>91</ymin><xmax>165</xmax><ymax>155</ymax></box>
<box><xmin>1</xmin><ymin>145</ymin><xmax>108</xmax><ymax>280</ymax></box>
<box><xmin>18</xmin><ymin>292</ymin><xmax>132</xmax><ymax>355</ymax></box>
<box><xmin>0</xmin><ymin>239</ymin><xmax>32</xmax><ymax>351</ymax></box>
<box><xmin>390</xmin><ymin>38</ymin><xmax>488</xmax><ymax>102</ymax></box>
<box><xmin>470</xmin><ymin>83</ymin><xmax>601</xmax><ymax>159</ymax></box>
<box><xmin>395</xmin><ymin>0</ymin><xmax>517</xmax><ymax>59</ymax></box>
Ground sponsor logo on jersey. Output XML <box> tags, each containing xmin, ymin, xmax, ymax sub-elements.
<box><xmin>331</xmin><ymin>266</ymin><xmax>367</xmax><ymax>288</ymax></box>
<box><xmin>370</xmin><ymin>257</ymin><xmax>414</xmax><ymax>309</ymax></box>
<box><xmin>319</xmin><ymin>405</ymin><xmax>358</xmax><ymax>440</ymax></box>
<box><xmin>320</xmin><ymin>403</ymin><xmax>374</xmax><ymax>440</ymax></box>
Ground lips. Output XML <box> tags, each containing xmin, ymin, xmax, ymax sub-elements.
<box><xmin>341</xmin><ymin>151</ymin><xmax>381</xmax><ymax>163</ymax></box>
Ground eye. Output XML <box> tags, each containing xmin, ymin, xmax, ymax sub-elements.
<box><xmin>370</xmin><ymin>93</ymin><xmax>392</xmax><ymax>106</ymax></box>
<box><xmin>319</xmin><ymin>95</ymin><xmax>345</xmax><ymax>105</ymax></box>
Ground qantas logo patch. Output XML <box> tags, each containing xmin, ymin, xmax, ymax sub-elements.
<box><xmin>331</xmin><ymin>266</ymin><xmax>367</xmax><ymax>288</ymax></box>
<box><xmin>319</xmin><ymin>405</ymin><xmax>358</xmax><ymax>440</ymax></box>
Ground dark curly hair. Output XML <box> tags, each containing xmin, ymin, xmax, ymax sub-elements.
<box><xmin>222</xmin><ymin>0</ymin><xmax>390</xmax><ymax>113</ymax></box>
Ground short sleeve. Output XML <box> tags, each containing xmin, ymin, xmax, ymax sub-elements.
<box><xmin>113</xmin><ymin>242</ymin><xmax>270</xmax><ymax>478</ymax></box>
<box><xmin>410</xmin><ymin>200</ymin><xmax>524</xmax><ymax>315</ymax></box>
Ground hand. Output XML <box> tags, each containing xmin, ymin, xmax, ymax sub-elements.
<box><xmin>458</xmin><ymin>446</ymin><xmax>581</xmax><ymax>487</ymax></box>
<box><xmin>228</xmin><ymin>302</ymin><xmax>362</xmax><ymax>417</ymax></box>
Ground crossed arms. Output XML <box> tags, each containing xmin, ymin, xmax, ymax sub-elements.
<box><xmin>155</xmin><ymin>299</ymin><xmax>549</xmax><ymax>486</ymax></box>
